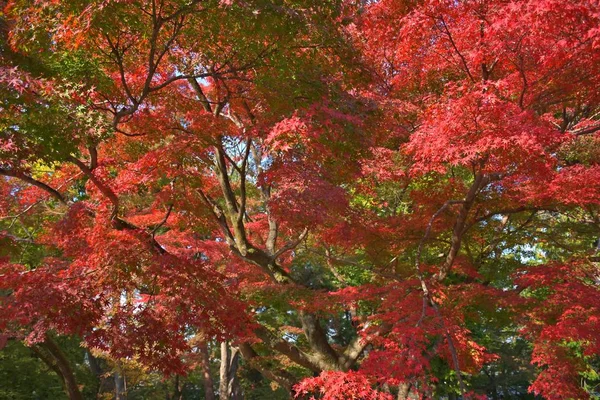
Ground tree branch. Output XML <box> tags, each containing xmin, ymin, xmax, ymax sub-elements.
<box><xmin>435</xmin><ymin>174</ymin><xmax>490</xmax><ymax>281</ymax></box>
<box><xmin>572</xmin><ymin>123</ymin><xmax>600</xmax><ymax>136</ymax></box>
<box><xmin>238</xmin><ymin>343</ymin><xmax>297</xmax><ymax>393</ymax></box>
<box><xmin>272</xmin><ymin>228</ymin><xmax>308</xmax><ymax>260</ymax></box>
<box><xmin>438</xmin><ymin>16</ymin><xmax>475</xmax><ymax>83</ymax></box>
<box><xmin>0</xmin><ymin>168</ymin><xmax>66</xmax><ymax>204</ymax></box>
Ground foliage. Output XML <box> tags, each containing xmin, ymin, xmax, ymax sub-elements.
<box><xmin>1</xmin><ymin>0</ymin><xmax>600</xmax><ymax>399</ymax></box>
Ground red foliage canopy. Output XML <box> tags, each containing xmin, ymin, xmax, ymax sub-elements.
<box><xmin>1</xmin><ymin>0</ymin><xmax>599</xmax><ymax>398</ymax></box>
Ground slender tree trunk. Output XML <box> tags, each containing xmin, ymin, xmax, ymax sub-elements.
<box><xmin>200</xmin><ymin>342</ymin><xmax>216</xmax><ymax>400</ymax></box>
<box><xmin>228</xmin><ymin>348</ymin><xmax>242</xmax><ymax>400</ymax></box>
<box><xmin>86</xmin><ymin>350</ymin><xmax>117</xmax><ymax>397</ymax></box>
<box><xmin>114</xmin><ymin>370</ymin><xmax>127</xmax><ymax>400</ymax></box>
<box><xmin>171</xmin><ymin>375</ymin><xmax>185</xmax><ymax>400</ymax></box>
<box><xmin>34</xmin><ymin>337</ymin><xmax>84</xmax><ymax>400</ymax></box>
<box><xmin>489</xmin><ymin>372</ymin><xmax>499</xmax><ymax>400</ymax></box>
<box><xmin>220</xmin><ymin>342</ymin><xmax>230</xmax><ymax>400</ymax></box>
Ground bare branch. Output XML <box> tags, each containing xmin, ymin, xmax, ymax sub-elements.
<box><xmin>273</xmin><ymin>228</ymin><xmax>309</xmax><ymax>260</ymax></box>
<box><xmin>188</xmin><ymin>77</ymin><xmax>213</xmax><ymax>113</ymax></box>
<box><xmin>69</xmin><ymin>156</ymin><xmax>119</xmax><ymax>214</ymax></box>
<box><xmin>152</xmin><ymin>203</ymin><xmax>174</xmax><ymax>238</ymax></box>
<box><xmin>438</xmin><ymin>16</ymin><xmax>475</xmax><ymax>83</ymax></box>
<box><xmin>0</xmin><ymin>168</ymin><xmax>66</xmax><ymax>204</ymax></box>
<box><xmin>435</xmin><ymin>174</ymin><xmax>491</xmax><ymax>281</ymax></box>
<box><xmin>237</xmin><ymin>138</ymin><xmax>252</xmax><ymax>226</ymax></box>
<box><xmin>572</xmin><ymin>123</ymin><xmax>600</xmax><ymax>136</ymax></box>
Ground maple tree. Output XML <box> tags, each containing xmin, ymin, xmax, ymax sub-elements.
<box><xmin>1</xmin><ymin>0</ymin><xmax>600</xmax><ymax>399</ymax></box>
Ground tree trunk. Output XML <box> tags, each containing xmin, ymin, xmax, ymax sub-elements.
<box><xmin>114</xmin><ymin>370</ymin><xmax>127</xmax><ymax>400</ymax></box>
<box><xmin>34</xmin><ymin>337</ymin><xmax>84</xmax><ymax>400</ymax></box>
<box><xmin>397</xmin><ymin>383</ymin><xmax>419</xmax><ymax>400</ymax></box>
<box><xmin>200</xmin><ymin>342</ymin><xmax>216</xmax><ymax>400</ymax></box>
<box><xmin>227</xmin><ymin>348</ymin><xmax>242</xmax><ymax>400</ymax></box>
<box><xmin>86</xmin><ymin>350</ymin><xmax>117</xmax><ymax>398</ymax></box>
<box><xmin>220</xmin><ymin>341</ymin><xmax>243</xmax><ymax>400</ymax></box>
<box><xmin>171</xmin><ymin>375</ymin><xmax>185</xmax><ymax>400</ymax></box>
<box><xmin>219</xmin><ymin>342</ymin><xmax>230</xmax><ymax>400</ymax></box>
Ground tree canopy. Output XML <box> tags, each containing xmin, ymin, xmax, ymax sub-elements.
<box><xmin>1</xmin><ymin>0</ymin><xmax>600</xmax><ymax>399</ymax></box>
